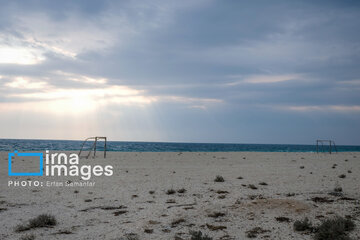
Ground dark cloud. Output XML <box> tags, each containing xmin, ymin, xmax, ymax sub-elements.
<box><xmin>0</xmin><ymin>0</ymin><xmax>360</xmax><ymax>144</ymax></box>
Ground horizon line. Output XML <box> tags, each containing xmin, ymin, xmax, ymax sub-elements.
<box><xmin>1</xmin><ymin>137</ymin><xmax>359</xmax><ymax>147</ymax></box>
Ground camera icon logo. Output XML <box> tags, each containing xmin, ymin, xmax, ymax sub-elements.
<box><xmin>8</xmin><ymin>150</ymin><xmax>43</xmax><ymax>176</ymax></box>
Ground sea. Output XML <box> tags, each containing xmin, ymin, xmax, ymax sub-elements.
<box><xmin>0</xmin><ymin>139</ymin><xmax>359</xmax><ymax>152</ymax></box>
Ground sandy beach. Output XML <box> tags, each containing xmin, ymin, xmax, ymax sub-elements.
<box><xmin>2</xmin><ymin>0</ymin><xmax>360</xmax><ymax>239</ymax></box>
<box><xmin>1</xmin><ymin>151</ymin><xmax>359</xmax><ymax>240</ymax></box>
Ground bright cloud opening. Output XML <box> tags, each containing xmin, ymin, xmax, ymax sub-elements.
<box><xmin>5</xmin><ymin>77</ymin><xmax>49</xmax><ymax>89</ymax></box>
<box><xmin>227</xmin><ymin>74</ymin><xmax>303</xmax><ymax>86</ymax></box>
<box><xmin>278</xmin><ymin>105</ymin><xmax>360</xmax><ymax>113</ymax></box>
<box><xmin>244</xmin><ymin>74</ymin><xmax>301</xmax><ymax>84</ymax></box>
<box><xmin>0</xmin><ymin>45</ymin><xmax>45</xmax><ymax>65</ymax></box>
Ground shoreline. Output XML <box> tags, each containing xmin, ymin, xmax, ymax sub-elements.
<box><xmin>2</xmin><ymin>139</ymin><xmax>360</xmax><ymax>153</ymax></box>
<box><xmin>3</xmin><ymin>150</ymin><xmax>360</xmax><ymax>153</ymax></box>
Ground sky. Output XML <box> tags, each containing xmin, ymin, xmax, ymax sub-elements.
<box><xmin>0</xmin><ymin>0</ymin><xmax>360</xmax><ymax>145</ymax></box>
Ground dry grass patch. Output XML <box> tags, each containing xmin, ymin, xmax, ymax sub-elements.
<box><xmin>166</xmin><ymin>189</ymin><xmax>176</xmax><ymax>195</ymax></box>
<box><xmin>314</xmin><ymin>216</ymin><xmax>355</xmax><ymax>240</ymax></box>
<box><xmin>208</xmin><ymin>212</ymin><xmax>226</xmax><ymax>218</ymax></box>
<box><xmin>15</xmin><ymin>214</ymin><xmax>56</xmax><ymax>232</ymax></box>
<box><xmin>190</xmin><ymin>230</ymin><xmax>213</xmax><ymax>240</ymax></box>
<box><xmin>293</xmin><ymin>217</ymin><xmax>312</xmax><ymax>231</ymax></box>
<box><xmin>19</xmin><ymin>234</ymin><xmax>35</xmax><ymax>240</ymax></box>
<box><xmin>214</xmin><ymin>175</ymin><xmax>225</xmax><ymax>182</ymax></box>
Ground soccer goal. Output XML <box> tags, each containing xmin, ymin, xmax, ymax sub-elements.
<box><xmin>316</xmin><ymin>140</ymin><xmax>337</xmax><ymax>154</ymax></box>
<box><xmin>79</xmin><ymin>136</ymin><xmax>107</xmax><ymax>158</ymax></box>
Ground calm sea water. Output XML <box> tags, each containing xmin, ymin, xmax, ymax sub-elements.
<box><xmin>0</xmin><ymin>139</ymin><xmax>359</xmax><ymax>152</ymax></box>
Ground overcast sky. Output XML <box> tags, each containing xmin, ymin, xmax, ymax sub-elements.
<box><xmin>0</xmin><ymin>0</ymin><xmax>360</xmax><ymax>144</ymax></box>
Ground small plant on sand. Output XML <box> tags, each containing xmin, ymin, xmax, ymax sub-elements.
<box><xmin>246</xmin><ymin>227</ymin><xmax>270</xmax><ymax>238</ymax></box>
<box><xmin>28</xmin><ymin>214</ymin><xmax>56</xmax><ymax>228</ymax></box>
<box><xmin>329</xmin><ymin>184</ymin><xmax>343</xmax><ymax>197</ymax></box>
<box><xmin>126</xmin><ymin>237</ymin><xmax>139</xmax><ymax>240</ymax></box>
<box><xmin>208</xmin><ymin>211</ymin><xmax>226</xmax><ymax>218</ymax></box>
<box><xmin>293</xmin><ymin>217</ymin><xmax>312</xmax><ymax>231</ymax></box>
<box><xmin>214</xmin><ymin>175</ymin><xmax>225</xmax><ymax>182</ymax></box>
<box><xmin>15</xmin><ymin>214</ymin><xmax>57</xmax><ymax>232</ymax></box>
<box><xmin>15</xmin><ymin>224</ymin><xmax>31</xmax><ymax>233</ymax></box>
<box><xmin>248</xmin><ymin>184</ymin><xmax>258</xmax><ymax>190</ymax></box>
<box><xmin>190</xmin><ymin>230</ymin><xmax>213</xmax><ymax>240</ymax></box>
<box><xmin>177</xmin><ymin>188</ymin><xmax>186</xmax><ymax>193</ymax></box>
<box><xmin>123</xmin><ymin>233</ymin><xmax>139</xmax><ymax>240</ymax></box>
<box><xmin>144</xmin><ymin>228</ymin><xmax>153</xmax><ymax>234</ymax></box>
<box><xmin>171</xmin><ymin>218</ymin><xmax>186</xmax><ymax>228</ymax></box>
<box><xmin>19</xmin><ymin>234</ymin><xmax>35</xmax><ymax>240</ymax></box>
<box><xmin>275</xmin><ymin>216</ymin><xmax>291</xmax><ymax>222</ymax></box>
<box><xmin>166</xmin><ymin>189</ymin><xmax>176</xmax><ymax>195</ymax></box>
<box><xmin>314</xmin><ymin>216</ymin><xmax>355</xmax><ymax>240</ymax></box>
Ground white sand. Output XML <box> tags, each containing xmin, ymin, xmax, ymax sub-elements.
<box><xmin>1</xmin><ymin>151</ymin><xmax>359</xmax><ymax>240</ymax></box>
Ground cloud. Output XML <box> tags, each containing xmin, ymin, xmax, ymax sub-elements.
<box><xmin>1</xmin><ymin>73</ymin><xmax>156</xmax><ymax>113</ymax></box>
<box><xmin>0</xmin><ymin>34</ymin><xmax>45</xmax><ymax>65</ymax></box>
<box><xmin>55</xmin><ymin>71</ymin><xmax>107</xmax><ymax>85</ymax></box>
<box><xmin>3</xmin><ymin>14</ymin><xmax>121</xmax><ymax>60</ymax></box>
<box><xmin>4</xmin><ymin>77</ymin><xmax>49</xmax><ymax>89</ymax></box>
<box><xmin>0</xmin><ymin>71</ymin><xmax>223</xmax><ymax>116</ymax></box>
<box><xmin>338</xmin><ymin>79</ymin><xmax>360</xmax><ymax>86</ymax></box>
<box><xmin>277</xmin><ymin>105</ymin><xmax>360</xmax><ymax>113</ymax></box>
<box><xmin>0</xmin><ymin>0</ymin><xmax>359</xmax><ymax>143</ymax></box>
<box><xmin>227</xmin><ymin>74</ymin><xmax>303</xmax><ymax>85</ymax></box>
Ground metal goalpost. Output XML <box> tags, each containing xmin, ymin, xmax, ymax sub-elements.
<box><xmin>79</xmin><ymin>136</ymin><xmax>107</xmax><ymax>158</ymax></box>
<box><xmin>316</xmin><ymin>140</ymin><xmax>337</xmax><ymax>154</ymax></box>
